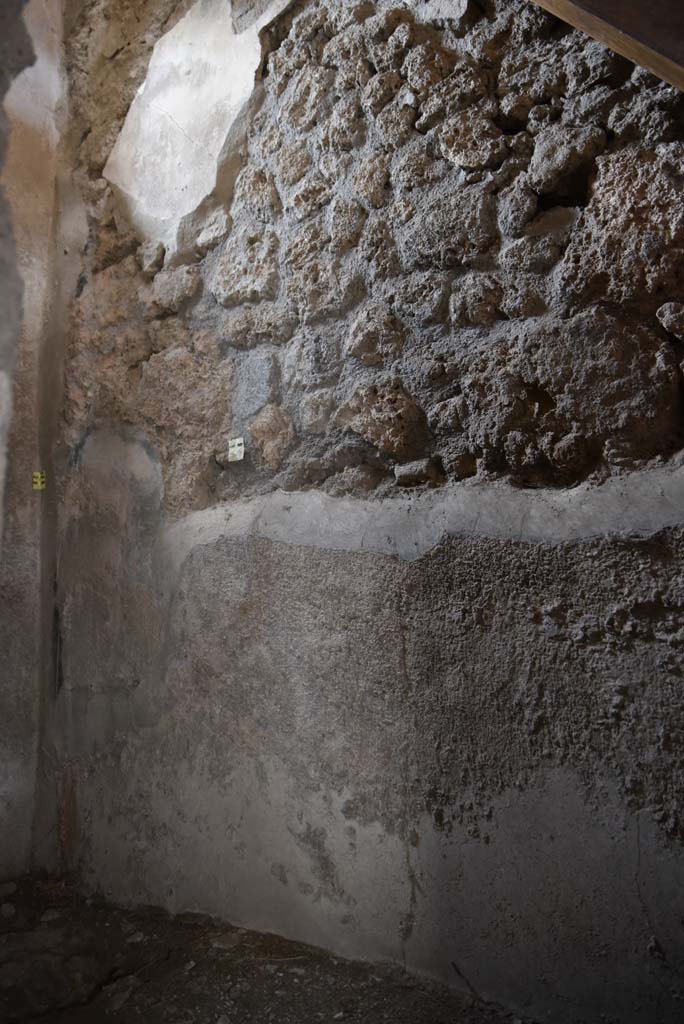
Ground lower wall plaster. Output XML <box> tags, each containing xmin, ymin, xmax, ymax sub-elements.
<box><xmin>34</xmin><ymin>426</ymin><xmax>684</xmax><ymax>1024</ymax></box>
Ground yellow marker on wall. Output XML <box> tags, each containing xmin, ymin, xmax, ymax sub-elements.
<box><xmin>32</xmin><ymin>471</ymin><xmax>46</xmax><ymax>491</ymax></box>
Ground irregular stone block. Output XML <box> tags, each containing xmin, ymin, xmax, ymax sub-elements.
<box><xmin>558</xmin><ymin>145</ymin><xmax>684</xmax><ymax>313</ymax></box>
<box><xmin>284</xmin><ymin>218</ymin><xmax>331</xmax><ymax>273</ymax></box>
<box><xmin>352</xmin><ymin>154</ymin><xmax>390</xmax><ymax>208</ymax></box>
<box><xmin>497</xmin><ymin>176</ymin><xmax>538</xmax><ymax>238</ymax></box>
<box><xmin>430</xmin><ymin>308</ymin><xmax>680</xmax><ymax>483</ymax></box>
<box><xmin>439</xmin><ymin>102</ymin><xmax>507</xmax><ymax>170</ymax></box>
<box><xmin>210</xmin><ymin>226</ymin><xmax>280</xmax><ymax>307</ymax></box>
<box><xmin>391</xmin><ymin>144</ymin><xmax>446</xmax><ymax>191</ymax></box>
<box><xmin>229</xmin><ymin>349</ymin><xmax>279</xmax><ymax>433</ymax></box>
<box><xmin>393</xmin><ymin>456</ymin><xmax>446</xmax><ymax>487</ymax></box>
<box><xmin>287</xmin><ymin>258</ymin><xmax>365</xmax><ymax>324</ymax></box>
<box><xmin>657</xmin><ymin>302</ymin><xmax>684</xmax><ymax>341</ymax></box>
<box><xmin>528</xmin><ymin>123</ymin><xmax>606</xmax><ymax>194</ymax></box>
<box><xmin>137</xmin><ymin>241</ymin><xmax>165</xmax><ymax>279</ymax></box>
<box><xmin>323</xmin><ymin>95</ymin><xmax>366</xmax><ymax>151</ymax></box>
<box><xmin>336</xmin><ymin>381</ymin><xmax>430</xmax><ymax>460</ymax></box>
<box><xmin>220</xmin><ymin>303</ymin><xmax>297</xmax><ymax>350</ymax></box>
<box><xmin>277</xmin><ymin>140</ymin><xmax>312</xmax><ymax>187</ymax></box>
<box><xmin>281</xmin><ymin>64</ymin><xmax>335</xmax><ymax>132</ymax></box>
<box><xmin>299</xmin><ymin>389</ymin><xmax>336</xmax><ymax>434</ymax></box>
<box><xmin>282</xmin><ymin>330</ymin><xmax>343</xmax><ymax>391</ymax></box>
<box><xmin>393</xmin><ymin>271</ymin><xmax>450</xmax><ymax>325</ymax></box>
<box><xmin>233</xmin><ymin>165</ymin><xmax>281</xmax><ymax>222</ymax></box>
<box><xmin>287</xmin><ymin>173</ymin><xmax>332</xmax><ymax>222</ymax></box>
<box><xmin>358</xmin><ymin>217</ymin><xmax>401</xmax><ymax>282</ymax></box>
<box><xmin>150</xmin><ymin>266</ymin><xmax>202</xmax><ymax>316</ymax></box>
<box><xmin>361</xmin><ymin>71</ymin><xmax>402</xmax><ymax>115</ymax></box>
<box><xmin>397</xmin><ymin>187</ymin><xmax>497</xmax><ymax>271</ymax></box>
<box><xmin>450</xmin><ymin>273</ymin><xmax>503</xmax><ymax>327</ymax></box>
<box><xmin>402</xmin><ymin>41</ymin><xmax>453</xmax><ymax>97</ymax></box>
<box><xmin>327</xmin><ymin>197</ymin><xmax>366</xmax><ymax>254</ymax></box>
<box><xmin>249</xmin><ymin>403</ymin><xmax>295</xmax><ymax>469</ymax></box>
<box><xmin>344</xmin><ymin>304</ymin><xmax>405</xmax><ymax>366</ymax></box>
<box><xmin>373</xmin><ymin>99</ymin><xmax>417</xmax><ymax>148</ymax></box>
<box><xmin>415</xmin><ymin>60</ymin><xmax>489</xmax><ymax>132</ymax></box>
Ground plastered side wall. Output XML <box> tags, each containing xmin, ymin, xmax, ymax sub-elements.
<box><xmin>0</xmin><ymin>0</ymin><xmax>32</xmax><ymax>541</ymax></box>
<box><xmin>0</xmin><ymin>0</ymin><xmax>69</xmax><ymax>877</ymax></box>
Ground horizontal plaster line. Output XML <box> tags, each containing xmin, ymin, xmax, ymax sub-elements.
<box><xmin>158</xmin><ymin>462</ymin><xmax>684</xmax><ymax>579</ymax></box>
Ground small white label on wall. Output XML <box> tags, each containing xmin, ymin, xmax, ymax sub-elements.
<box><xmin>227</xmin><ymin>437</ymin><xmax>245</xmax><ymax>463</ymax></box>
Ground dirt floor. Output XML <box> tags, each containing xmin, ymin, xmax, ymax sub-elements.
<box><xmin>0</xmin><ymin>878</ymin><xmax>529</xmax><ymax>1024</ymax></box>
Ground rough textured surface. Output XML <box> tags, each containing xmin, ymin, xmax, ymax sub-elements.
<box><xmin>0</xmin><ymin>879</ymin><xmax>517</xmax><ymax>1024</ymax></box>
<box><xmin>0</xmin><ymin>0</ymin><xmax>62</xmax><ymax>880</ymax></box>
<box><xmin>3</xmin><ymin>2</ymin><xmax>684</xmax><ymax>1023</ymax></box>
<box><xmin>40</xmin><ymin>427</ymin><xmax>684</xmax><ymax>1024</ymax></box>
<box><xmin>64</xmin><ymin>0</ymin><xmax>684</xmax><ymax>511</ymax></box>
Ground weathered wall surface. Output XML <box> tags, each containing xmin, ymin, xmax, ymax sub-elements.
<box><xmin>0</xmin><ymin>1</ymin><xmax>32</xmax><ymax>534</ymax></box>
<box><xmin>0</xmin><ymin>0</ymin><xmax>87</xmax><ymax>878</ymax></box>
<box><xmin>63</xmin><ymin>0</ymin><xmax>684</xmax><ymax>512</ymax></box>
<box><xmin>0</xmin><ymin>0</ymin><xmax>60</xmax><ymax>878</ymax></box>
<box><xmin>19</xmin><ymin>0</ymin><xmax>684</xmax><ymax>1021</ymax></box>
<box><xmin>52</xmin><ymin>429</ymin><xmax>684</xmax><ymax>1023</ymax></box>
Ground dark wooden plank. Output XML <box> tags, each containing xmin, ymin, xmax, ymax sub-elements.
<box><xmin>532</xmin><ymin>0</ymin><xmax>684</xmax><ymax>91</ymax></box>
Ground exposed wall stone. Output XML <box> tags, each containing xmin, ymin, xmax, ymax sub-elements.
<box><xmin>51</xmin><ymin>430</ymin><xmax>684</xmax><ymax>1024</ymax></box>
<box><xmin>63</xmin><ymin>0</ymin><xmax>684</xmax><ymax>514</ymax></box>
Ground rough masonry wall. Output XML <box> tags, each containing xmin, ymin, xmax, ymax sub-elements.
<box><xmin>63</xmin><ymin>0</ymin><xmax>684</xmax><ymax>513</ymax></box>
<box><xmin>24</xmin><ymin>1</ymin><xmax>684</xmax><ymax>1022</ymax></box>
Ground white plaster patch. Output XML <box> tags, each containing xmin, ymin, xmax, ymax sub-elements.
<box><xmin>104</xmin><ymin>0</ymin><xmax>292</xmax><ymax>263</ymax></box>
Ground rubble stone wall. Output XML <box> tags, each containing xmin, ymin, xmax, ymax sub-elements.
<box><xmin>64</xmin><ymin>0</ymin><xmax>684</xmax><ymax>514</ymax></box>
<box><xmin>7</xmin><ymin>1</ymin><xmax>684</xmax><ymax>1021</ymax></box>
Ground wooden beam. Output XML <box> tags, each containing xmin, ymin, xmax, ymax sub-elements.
<box><xmin>531</xmin><ymin>1</ymin><xmax>684</xmax><ymax>92</ymax></box>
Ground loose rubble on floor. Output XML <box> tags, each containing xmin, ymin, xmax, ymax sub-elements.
<box><xmin>0</xmin><ymin>878</ymin><xmax>528</xmax><ymax>1024</ymax></box>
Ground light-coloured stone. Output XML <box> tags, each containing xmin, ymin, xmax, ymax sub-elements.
<box><xmin>352</xmin><ymin>154</ymin><xmax>390</xmax><ymax>208</ymax></box>
<box><xmin>328</xmin><ymin>197</ymin><xmax>366</xmax><ymax>254</ymax></box>
<box><xmin>210</xmin><ymin>226</ymin><xmax>280</xmax><ymax>307</ymax></box>
<box><xmin>528</xmin><ymin>123</ymin><xmax>606</xmax><ymax>193</ymax></box>
<box><xmin>299</xmin><ymin>390</ymin><xmax>336</xmax><ymax>434</ymax></box>
<box><xmin>249</xmin><ymin>403</ymin><xmax>295</xmax><ymax>469</ymax></box>
<box><xmin>344</xmin><ymin>304</ymin><xmax>404</xmax><ymax>367</ymax></box>
<box><xmin>656</xmin><ymin>302</ymin><xmax>684</xmax><ymax>341</ymax></box>
<box><xmin>336</xmin><ymin>380</ymin><xmax>430</xmax><ymax>460</ymax></box>
<box><xmin>439</xmin><ymin>103</ymin><xmax>507</xmax><ymax>170</ymax></box>
<box><xmin>150</xmin><ymin>265</ymin><xmax>202</xmax><ymax>315</ymax></box>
